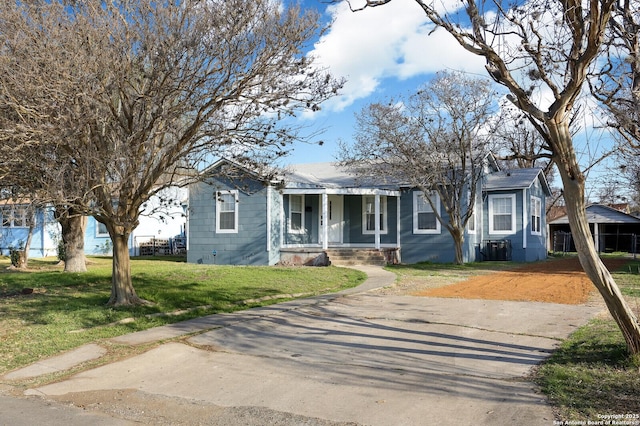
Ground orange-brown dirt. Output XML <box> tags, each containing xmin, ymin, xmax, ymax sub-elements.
<box><xmin>413</xmin><ymin>257</ymin><xmax>632</xmax><ymax>305</ymax></box>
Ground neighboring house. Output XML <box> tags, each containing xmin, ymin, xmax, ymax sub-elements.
<box><xmin>548</xmin><ymin>204</ymin><xmax>640</xmax><ymax>254</ymax></box>
<box><xmin>86</xmin><ymin>186</ymin><xmax>188</xmax><ymax>256</ymax></box>
<box><xmin>0</xmin><ymin>200</ymin><xmax>59</xmax><ymax>258</ymax></box>
<box><xmin>187</xmin><ymin>159</ymin><xmax>551</xmax><ymax>266</ymax></box>
<box><xmin>1</xmin><ymin>187</ymin><xmax>187</xmax><ymax>259</ymax></box>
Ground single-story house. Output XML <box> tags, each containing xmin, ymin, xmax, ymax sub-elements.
<box><xmin>1</xmin><ymin>186</ymin><xmax>187</xmax><ymax>259</ymax></box>
<box><xmin>187</xmin><ymin>159</ymin><xmax>551</xmax><ymax>266</ymax></box>
<box><xmin>86</xmin><ymin>187</ymin><xmax>188</xmax><ymax>256</ymax></box>
<box><xmin>548</xmin><ymin>204</ymin><xmax>640</xmax><ymax>254</ymax></box>
<box><xmin>0</xmin><ymin>200</ymin><xmax>59</xmax><ymax>258</ymax></box>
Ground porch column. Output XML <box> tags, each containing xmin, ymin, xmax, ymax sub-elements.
<box><xmin>322</xmin><ymin>192</ymin><xmax>329</xmax><ymax>250</ymax></box>
<box><xmin>594</xmin><ymin>222</ymin><xmax>600</xmax><ymax>252</ymax></box>
<box><xmin>375</xmin><ymin>194</ymin><xmax>381</xmax><ymax>250</ymax></box>
<box><xmin>522</xmin><ymin>190</ymin><xmax>527</xmax><ymax>249</ymax></box>
<box><xmin>396</xmin><ymin>194</ymin><xmax>401</xmax><ymax>250</ymax></box>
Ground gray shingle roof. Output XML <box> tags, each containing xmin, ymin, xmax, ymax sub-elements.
<box><xmin>285</xmin><ymin>162</ymin><xmax>397</xmax><ymax>189</ymax></box>
<box><xmin>549</xmin><ymin>204</ymin><xmax>640</xmax><ymax>225</ymax></box>
<box><xmin>485</xmin><ymin>168</ymin><xmax>550</xmax><ymax>195</ymax></box>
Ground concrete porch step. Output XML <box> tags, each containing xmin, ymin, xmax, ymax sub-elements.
<box><xmin>325</xmin><ymin>249</ymin><xmax>387</xmax><ymax>266</ymax></box>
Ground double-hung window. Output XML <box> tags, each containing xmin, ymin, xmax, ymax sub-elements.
<box><xmin>289</xmin><ymin>194</ymin><xmax>304</xmax><ymax>233</ymax></box>
<box><xmin>531</xmin><ymin>196</ymin><xmax>542</xmax><ymax>235</ymax></box>
<box><xmin>413</xmin><ymin>191</ymin><xmax>440</xmax><ymax>234</ymax></box>
<box><xmin>489</xmin><ymin>194</ymin><xmax>516</xmax><ymax>234</ymax></box>
<box><xmin>362</xmin><ymin>196</ymin><xmax>387</xmax><ymax>234</ymax></box>
<box><xmin>96</xmin><ymin>221</ymin><xmax>109</xmax><ymax>237</ymax></box>
<box><xmin>0</xmin><ymin>205</ymin><xmax>31</xmax><ymax>228</ymax></box>
<box><xmin>216</xmin><ymin>190</ymin><xmax>238</xmax><ymax>233</ymax></box>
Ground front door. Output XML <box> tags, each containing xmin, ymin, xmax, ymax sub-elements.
<box><xmin>322</xmin><ymin>195</ymin><xmax>343</xmax><ymax>244</ymax></box>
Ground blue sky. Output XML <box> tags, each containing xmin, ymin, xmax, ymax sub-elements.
<box><xmin>285</xmin><ymin>0</ymin><xmax>617</xmax><ymax>200</ymax></box>
<box><xmin>285</xmin><ymin>0</ymin><xmax>485</xmax><ymax>164</ymax></box>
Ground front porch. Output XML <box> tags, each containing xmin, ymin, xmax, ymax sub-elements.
<box><xmin>280</xmin><ymin>247</ymin><xmax>400</xmax><ymax>266</ymax></box>
<box><xmin>280</xmin><ymin>189</ymin><xmax>401</xmax><ymax>252</ymax></box>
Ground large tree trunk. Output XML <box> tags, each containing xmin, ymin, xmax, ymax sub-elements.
<box><xmin>15</xmin><ymin>217</ymin><xmax>35</xmax><ymax>269</ymax></box>
<box><xmin>551</xmin><ymin>121</ymin><xmax>640</xmax><ymax>354</ymax></box>
<box><xmin>59</xmin><ymin>213</ymin><xmax>87</xmax><ymax>273</ymax></box>
<box><xmin>450</xmin><ymin>227</ymin><xmax>465</xmax><ymax>265</ymax></box>
<box><xmin>107</xmin><ymin>226</ymin><xmax>147</xmax><ymax>306</ymax></box>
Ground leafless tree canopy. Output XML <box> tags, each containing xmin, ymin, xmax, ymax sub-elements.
<box><xmin>340</xmin><ymin>0</ymin><xmax>640</xmax><ymax>354</ymax></box>
<box><xmin>0</xmin><ymin>0</ymin><xmax>342</xmax><ymax>304</ymax></box>
<box><xmin>340</xmin><ymin>71</ymin><xmax>496</xmax><ymax>264</ymax></box>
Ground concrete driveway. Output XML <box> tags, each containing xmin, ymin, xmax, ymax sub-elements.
<box><xmin>9</xmin><ymin>266</ymin><xmax>601</xmax><ymax>425</ymax></box>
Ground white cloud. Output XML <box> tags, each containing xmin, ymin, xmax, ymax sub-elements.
<box><xmin>308</xmin><ymin>0</ymin><xmax>486</xmax><ymax>113</ymax></box>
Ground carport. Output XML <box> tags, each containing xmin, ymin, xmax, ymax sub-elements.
<box><xmin>548</xmin><ymin>204</ymin><xmax>640</xmax><ymax>254</ymax></box>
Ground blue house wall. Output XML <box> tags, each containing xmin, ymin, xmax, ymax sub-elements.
<box><xmin>399</xmin><ymin>189</ymin><xmax>459</xmax><ymax>264</ymax></box>
<box><xmin>0</xmin><ymin>207</ymin><xmax>59</xmax><ymax>258</ymax></box>
<box><xmin>187</xmin><ymin>176</ymin><xmax>274</xmax><ymax>266</ymax></box>
<box><xmin>482</xmin><ymin>186</ymin><xmax>548</xmax><ymax>262</ymax></box>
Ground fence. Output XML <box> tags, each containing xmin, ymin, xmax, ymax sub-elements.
<box><xmin>553</xmin><ymin>231</ymin><xmax>639</xmax><ymax>257</ymax></box>
<box><xmin>133</xmin><ymin>236</ymin><xmax>186</xmax><ymax>256</ymax></box>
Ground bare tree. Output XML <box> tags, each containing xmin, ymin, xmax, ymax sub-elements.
<box><xmin>591</xmin><ymin>0</ymin><xmax>640</xmax><ymax>146</ymax></box>
<box><xmin>340</xmin><ymin>71</ymin><xmax>495</xmax><ymax>264</ymax></box>
<box><xmin>342</xmin><ymin>0</ymin><xmax>640</xmax><ymax>354</ymax></box>
<box><xmin>490</xmin><ymin>106</ymin><xmax>553</xmax><ymax>175</ymax></box>
<box><xmin>0</xmin><ymin>0</ymin><xmax>341</xmax><ymax>306</ymax></box>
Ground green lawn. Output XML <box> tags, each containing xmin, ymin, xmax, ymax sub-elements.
<box><xmin>0</xmin><ymin>256</ymin><xmax>365</xmax><ymax>375</ymax></box>
<box><xmin>534</xmin><ymin>257</ymin><xmax>640</xmax><ymax>422</ymax></box>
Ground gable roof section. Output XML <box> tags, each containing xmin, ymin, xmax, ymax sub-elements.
<box><xmin>549</xmin><ymin>204</ymin><xmax>640</xmax><ymax>225</ymax></box>
<box><xmin>285</xmin><ymin>162</ymin><xmax>398</xmax><ymax>190</ymax></box>
<box><xmin>485</xmin><ymin>168</ymin><xmax>551</xmax><ymax>196</ymax></box>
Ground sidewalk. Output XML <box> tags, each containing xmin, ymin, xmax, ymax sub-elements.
<box><xmin>3</xmin><ymin>265</ymin><xmax>396</xmax><ymax>381</ymax></box>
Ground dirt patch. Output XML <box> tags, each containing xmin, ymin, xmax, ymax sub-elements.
<box><xmin>412</xmin><ymin>257</ymin><xmax>632</xmax><ymax>305</ymax></box>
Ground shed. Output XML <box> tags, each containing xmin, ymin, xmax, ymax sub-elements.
<box><xmin>548</xmin><ymin>204</ymin><xmax>640</xmax><ymax>254</ymax></box>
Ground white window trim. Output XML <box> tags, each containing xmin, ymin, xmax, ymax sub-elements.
<box><xmin>531</xmin><ymin>196</ymin><xmax>542</xmax><ymax>236</ymax></box>
<box><xmin>288</xmin><ymin>194</ymin><xmax>305</xmax><ymax>234</ymax></box>
<box><xmin>467</xmin><ymin>191</ymin><xmax>476</xmax><ymax>234</ymax></box>
<box><xmin>0</xmin><ymin>205</ymin><xmax>30</xmax><ymax>229</ymax></box>
<box><xmin>362</xmin><ymin>195</ymin><xmax>388</xmax><ymax>235</ymax></box>
<box><xmin>95</xmin><ymin>221</ymin><xmax>109</xmax><ymax>237</ymax></box>
<box><xmin>216</xmin><ymin>190</ymin><xmax>239</xmax><ymax>234</ymax></box>
<box><xmin>488</xmin><ymin>194</ymin><xmax>516</xmax><ymax>235</ymax></box>
<box><xmin>413</xmin><ymin>191</ymin><xmax>441</xmax><ymax>234</ymax></box>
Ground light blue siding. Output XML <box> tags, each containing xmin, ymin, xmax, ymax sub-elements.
<box><xmin>0</xmin><ymin>208</ymin><xmax>59</xmax><ymax>258</ymax></box>
<box><xmin>188</xmin><ymin>176</ymin><xmax>271</xmax><ymax>265</ymax></box>
<box><xmin>399</xmin><ymin>189</ymin><xmax>458</xmax><ymax>264</ymax></box>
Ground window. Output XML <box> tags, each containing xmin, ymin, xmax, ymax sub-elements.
<box><xmin>468</xmin><ymin>209</ymin><xmax>476</xmax><ymax>233</ymax></box>
<box><xmin>96</xmin><ymin>221</ymin><xmax>109</xmax><ymax>237</ymax></box>
<box><xmin>489</xmin><ymin>194</ymin><xmax>516</xmax><ymax>234</ymax></box>
<box><xmin>216</xmin><ymin>190</ymin><xmax>238</xmax><ymax>233</ymax></box>
<box><xmin>289</xmin><ymin>195</ymin><xmax>304</xmax><ymax>233</ymax></box>
<box><xmin>413</xmin><ymin>191</ymin><xmax>440</xmax><ymax>234</ymax></box>
<box><xmin>531</xmin><ymin>196</ymin><xmax>542</xmax><ymax>235</ymax></box>
<box><xmin>0</xmin><ymin>205</ymin><xmax>31</xmax><ymax>228</ymax></box>
<box><xmin>467</xmin><ymin>192</ymin><xmax>476</xmax><ymax>233</ymax></box>
<box><xmin>362</xmin><ymin>196</ymin><xmax>387</xmax><ymax>234</ymax></box>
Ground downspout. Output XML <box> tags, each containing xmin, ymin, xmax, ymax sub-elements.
<box><xmin>396</xmin><ymin>194</ymin><xmax>401</xmax><ymax>261</ymax></box>
<box><xmin>266</xmin><ymin>185</ymin><xmax>271</xmax><ymax>253</ymax></box>
<box><xmin>522</xmin><ymin>189</ymin><xmax>528</xmax><ymax>250</ymax></box>
<box><xmin>374</xmin><ymin>194</ymin><xmax>381</xmax><ymax>250</ymax></box>
<box><xmin>322</xmin><ymin>192</ymin><xmax>328</xmax><ymax>250</ymax></box>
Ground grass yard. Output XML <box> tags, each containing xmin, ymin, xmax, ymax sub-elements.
<box><xmin>532</xmin><ymin>257</ymin><xmax>640</xmax><ymax>422</ymax></box>
<box><xmin>0</xmin><ymin>256</ymin><xmax>365</xmax><ymax>376</ymax></box>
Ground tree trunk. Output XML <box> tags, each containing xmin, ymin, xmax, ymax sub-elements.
<box><xmin>59</xmin><ymin>214</ymin><xmax>87</xmax><ymax>273</ymax></box>
<box><xmin>551</xmin><ymin>121</ymin><xmax>640</xmax><ymax>355</ymax></box>
<box><xmin>450</xmin><ymin>227</ymin><xmax>465</xmax><ymax>265</ymax></box>
<box><xmin>107</xmin><ymin>228</ymin><xmax>147</xmax><ymax>306</ymax></box>
<box><xmin>17</xmin><ymin>219</ymin><xmax>35</xmax><ymax>269</ymax></box>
